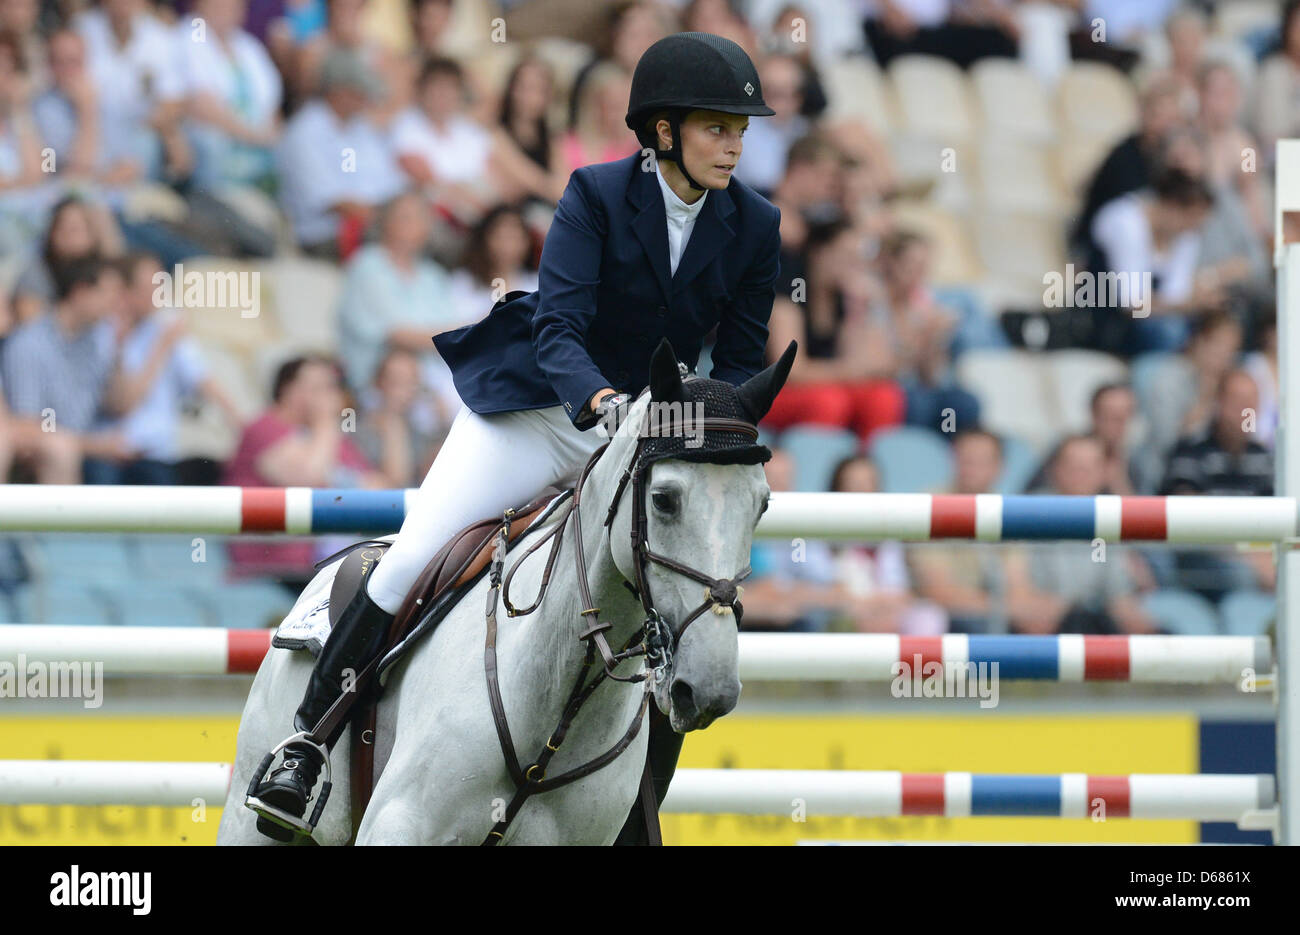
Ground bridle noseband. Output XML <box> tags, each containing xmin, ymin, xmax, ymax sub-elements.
<box><xmin>478</xmin><ymin>405</ymin><xmax>760</xmax><ymax>845</ymax></box>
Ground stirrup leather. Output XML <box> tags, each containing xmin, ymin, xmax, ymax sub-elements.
<box><xmin>244</xmin><ymin>731</ymin><xmax>334</xmax><ymax>839</ymax></box>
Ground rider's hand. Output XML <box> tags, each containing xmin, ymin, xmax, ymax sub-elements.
<box><xmin>593</xmin><ymin>392</ymin><xmax>632</xmax><ymax>440</ymax></box>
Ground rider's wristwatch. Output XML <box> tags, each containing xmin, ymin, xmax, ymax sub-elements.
<box><xmin>583</xmin><ymin>392</ymin><xmax>631</xmax><ymax>434</ymax></box>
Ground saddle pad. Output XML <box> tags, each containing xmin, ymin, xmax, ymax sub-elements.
<box><xmin>271</xmin><ymin>535</ymin><xmax>398</xmax><ymax>656</ymax></box>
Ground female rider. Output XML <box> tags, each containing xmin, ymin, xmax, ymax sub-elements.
<box><xmin>250</xmin><ymin>31</ymin><xmax>782</xmax><ymax>843</ymax></box>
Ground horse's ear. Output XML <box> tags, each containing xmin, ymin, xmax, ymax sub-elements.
<box><xmin>737</xmin><ymin>341</ymin><xmax>797</xmax><ymax>423</ymax></box>
<box><xmin>649</xmin><ymin>338</ymin><xmax>685</xmax><ymax>403</ymax></box>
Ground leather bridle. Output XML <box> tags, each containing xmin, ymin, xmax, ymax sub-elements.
<box><xmin>479</xmin><ymin>408</ymin><xmax>759</xmax><ymax>845</ymax></box>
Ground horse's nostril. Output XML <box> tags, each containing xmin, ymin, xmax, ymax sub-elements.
<box><xmin>670</xmin><ymin>679</ymin><xmax>695</xmax><ymax>716</ymax></box>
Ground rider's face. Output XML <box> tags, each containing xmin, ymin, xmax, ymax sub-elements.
<box><xmin>671</xmin><ymin>110</ymin><xmax>748</xmax><ymax>190</ymax></box>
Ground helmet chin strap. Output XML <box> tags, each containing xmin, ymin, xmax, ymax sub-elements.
<box><xmin>660</xmin><ymin>110</ymin><xmax>706</xmax><ymax>192</ymax></box>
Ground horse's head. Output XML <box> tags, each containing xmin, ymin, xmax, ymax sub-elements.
<box><xmin>606</xmin><ymin>340</ymin><xmax>795</xmax><ymax>732</ymax></box>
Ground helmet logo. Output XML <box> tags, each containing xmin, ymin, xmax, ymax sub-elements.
<box><xmin>743</xmin><ymin>81</ymin><xmax>754</xmax><ymax>96</ymax></box>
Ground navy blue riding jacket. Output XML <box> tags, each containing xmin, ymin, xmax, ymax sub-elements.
<box><xmin>432</xmin><ymin>152</ymin><xmax>782</xmax><ymax>427</ymax></box>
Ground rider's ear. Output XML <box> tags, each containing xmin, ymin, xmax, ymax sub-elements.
<box><xmin>736</xmin><ymin>340</ymin><xmax>797</xmax><ymax>423</ymax></box>
<box><xmin>649</xmin><ymin>338</ymin><xmax>685</xmax><ymax>404</ymax></box>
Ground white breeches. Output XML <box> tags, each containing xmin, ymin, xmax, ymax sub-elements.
<box><xmin>364</xmin><ymin>404</ymin><xmax>603</xmax><ymax>614</ymax></box>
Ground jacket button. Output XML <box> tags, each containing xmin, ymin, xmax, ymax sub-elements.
<box><xmin>656</xmin><ymin>306</ymin><xmax>667</xmax><ymax>317</ymax></box>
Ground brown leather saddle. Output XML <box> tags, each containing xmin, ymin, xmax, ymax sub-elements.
<box><xmin>315</xmin><ymin>488</ymin><xmax>566</xmax><ymax>836</ymax></box>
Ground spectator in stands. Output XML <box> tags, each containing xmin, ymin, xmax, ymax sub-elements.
<box><xmin>391</xmin><ymin>56</ymin><xmax>496</xmax><ymax>228</ymax></box>
<box><xmin>908</xmin><ymin>428</ymin><xmax>1017</xmax><ymax>632</ymax></box>
<box><xmin>684</xmin><ymin>0</ymin><xmax>761</xmax><ymax>55</ymax></box>
<box><xmin>737</xmin><ymin>447</ymin><xmax>841</xmax><ymax>632</ymax></box>
<box><xmin>221</xmin><ymin>354</ymin><xmax>391</xmax><ymax>590</ymax></box>
<box><xmin>1</xmin><ymin>0</ymin><xmax>47</xmax><ymax>91</ymax></box>
<box><xmin>863</xmin><ymin>0</ymin><xmax>1019</xmax><ymax>70</ymax></box>
<box><xmin>176</xmin><ymin>0</ymin><xmax>283</xmax><ymax>193</ymax></box>
<box><xmin>73</xmin><ymin>0</ymin><xmax>187</xmax><ymax>184</ymax></box>
<box><xmin>1136</xmin><ymin>309</ymin><xmax>1243</xmax><ymax>491</ymax></box>
<box><xmin>84</xmin><ymin>252</ymin><xmax>244</xmax><ymax>485</ymax></box>
<box><xmin>1161</xmin><ymin>369</ymin><xmax>1273</xmax><ymax>498</ymax></box>
<box><xmin>294</xmin><ymin>0</ymin><xmax>407</xmax><ymax>116</ymax></box>
<box><xmin>769</xmin><ymin>133</ymin><xmax>842</xmax><ymax>281</ymax></box>
<box><xmin>336</xmin><ymin>190</ymin><xmax>464</xmax><ymax>408</ymax></box>
<box><xmin>1243</xmin><ymin>315</ymin><xmax>1278</xmax><ymax>450</ymax></box>
<box><xmin>0</xmin><ymin>257</ymin><xmax>127</xmax><ymax>484</ymax></box>
<box><xmin>566</xmin><ymin>1</ymin><xmax>670</xmax><ymax>131</ymax></box>
<box><xmin>408</xmin><ymin>0</ymin><xmax>454</xmax><ymax>60</ymax></box>
<box><xmin>10</xmin><ymin>195</ymin><xmax>122</xmax><ymax>327</ymax></box>
<box><xmin>1254</xmin><ymin>0</ymin><xmax>1300</xmax><ymax>160</ymax></box>
<box><xmin>489</xmin><ymin>55</ymin><xmax>566</xmax><ymax>208</ymax></box>
<box><xmin>762</xmin><ymin>219</ymin><xmax>907</xmax><ymax>443</ymax></box>
<box><xmin>1198</xmin><ymin>61</ymin><xmax>1271</xmax><ymax>244</ymax></box>
<box><xmin>1014</xmin><ymin>434</ymin><xmax>1160</xmax><ymax>635</ymax></box>
<box><xmin>0</xmin><ymin>28</ymin><xmax>44</xmax><ymax>252</ymax></box>
<box><xmin>1089</xmin><ymin>382</ymin><xmax>1140</xmax><ymax>496</ymax></box>
<box><xmin>745</xmin><ymin>0</ymin><xmax>869</xmax><ymax>66</ymax></box>
<box><xmin>555</xmin><ymin>61</ymin><xmax>637</xmax><ymax>176</ymax></box>
<box><xmin>354</xmin><ymin>346</ymin><xmax>446</xmax><ymax>486</ymax></box>
<box><xmin>732</xmin><ymin>53</ymin><xmax>809</xmax><ymax>198</ymax></box>
<box><xmin>872</xmin><ymin>228</ymin><xmax>978</xmax><ymax>433</ymax></box>
<box><xmin>1071</xmin><ymin>76</ymin><xmax>1184</xmax><ymax>261</ymax></box>
<box><xmin>446</xmin><ymin>203</ymin><xmax>539</xmax><ymax>324</ymax></box>
<box><xmin>1159</xmin><ymin>368</ymin><xmax>1274</xmax><ymax>602</ymax></box>
<box><xmin>1152</xmin><ymin>5</ymin><xmax>1209</xmax><ymax>117</ymax></box>
<box><xmin>1089</xmin><ymin>167</ymin><xmax>1216</xmax><ymax>354</ymax></box>
<box><xmin>277</xmin><ymin>47</ymin><xmax>405</xmax><ymax>259</ymax></box>
<box><xmin>829</xmin><ymin>454</ymin><xmax>947</xmax><ymax>634</ymax></box>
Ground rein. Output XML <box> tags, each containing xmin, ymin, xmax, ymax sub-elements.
<box><xmin>479</xmin><ymin>412</ymin><xmax>758</xmax><ymax>845</ymax></box>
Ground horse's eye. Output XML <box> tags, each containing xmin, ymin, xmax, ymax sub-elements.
<box><xmin>759</xmin><ymin>493</ymin><xmax>770</xmax><ymax>515</ymax></box>
<box><xmin>651</xmin><ymin>491</ymin><xmax>676</xmax><ymax>514</ymax></box>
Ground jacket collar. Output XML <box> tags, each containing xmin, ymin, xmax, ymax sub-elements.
<box><xmin>626</xmin><ymin>156</ymin><xmax>735</xmax><ymax>303</ymax></box>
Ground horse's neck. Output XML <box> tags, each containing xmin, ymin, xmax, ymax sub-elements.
<box><xmin>510</xmin><ymin>441</ymin><xmax>645</xmax><ymax>697</ymax></box>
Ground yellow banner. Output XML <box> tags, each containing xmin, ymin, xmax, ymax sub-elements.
<box><xmin>0</xmin><ymin>713</ymin><xmax>1199</xmax><ymax>845</ymax></box>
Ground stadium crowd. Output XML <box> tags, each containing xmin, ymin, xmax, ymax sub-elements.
<box><xmin>0</xmin><ymin>0</ymin><xmax>1295</xmax><ymax>637</ymax></box>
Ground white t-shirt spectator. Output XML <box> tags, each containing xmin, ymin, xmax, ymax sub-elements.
<box><xmin>76</xmin><ymin>9</ymin><xmax>184</xmax><ymax>134</ymax></box>
<box><xmin>171</xmin><ymin>18</ymin><xmax>282</xmax><ymax>129</ymax></box>
<box><xmin>390</xmin><ymin>108</ymin><xmax>492</xmax><ymax>185</ymax></box>
<box><xmin>277</xmin><ymin>99</ymin><xmax>406</xmax><ymax>246</ymax></box>
<box><xmin>1091</xmin><ymin>192</ymin><xmax>1201</xmax><ymax>308</ymax></box>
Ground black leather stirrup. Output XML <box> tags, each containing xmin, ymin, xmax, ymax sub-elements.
<box><xmin>246</xmin><ymin>583</ymin><xmax>395</xmax><ymax>842</ymax></box>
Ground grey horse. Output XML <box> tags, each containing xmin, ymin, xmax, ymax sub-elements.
<box><xmin>217</xmin><ymin>346</ymin><xmax>792</xmax><ymax>845</ymax></box>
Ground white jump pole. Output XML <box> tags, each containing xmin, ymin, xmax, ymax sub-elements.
<box><xmin>0</xmin><ymin>761</ymin><xmax>1273</xmax><ymax>824</ymax></box>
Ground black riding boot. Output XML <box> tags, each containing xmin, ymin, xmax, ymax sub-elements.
<box><xmin>613</xmin><ymin>705</ymin><xmax>683</xmax><ymax>845</ymax></box>
<box><xmin>251</xmin><ymin>584</ymin><xmax>395</xmax><ymax>841</ymax></box>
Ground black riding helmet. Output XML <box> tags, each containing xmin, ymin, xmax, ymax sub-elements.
<box><xmin>625</xmin><ymin>32</ymin><xmax>775</xmax><ymax>191</ymax></box>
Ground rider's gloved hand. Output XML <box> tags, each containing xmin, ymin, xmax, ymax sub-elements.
<box><xmin>593</xmin><ymin>392</ymin><xmax>632</xmax><ymax>440</ymax></box>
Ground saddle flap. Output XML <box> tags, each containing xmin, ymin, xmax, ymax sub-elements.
<box><xmin>329</xmin><ymin>543</ymin><xmax>391</xmax><ymax>629</ymax></box>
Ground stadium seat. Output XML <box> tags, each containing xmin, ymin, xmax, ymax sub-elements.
<box><xmin>1055</xmin><ymin>127</ymin><xmax>1120</xmax><ymax>197</ymax></box>
<box><xmin>889</xmin><ymin>201</ymin><xmax>984</xmax><ymax>285</ymax></box>
<box><xmin>28</xmin><ymin>535</ymin><xmax>135</xmax><ymax>587</ymax></box>
<box><xmin>265</xmin><ymin>256</ymin><xmax>343</xmax><ymax>352</ymax></box>
<box><xmin>888</xmin><ymin>55</ymin><xmax>977</xmax><ymax>144</ymax></box>
<box><xmin>1057</xmin><ymin>62</ymin><xmax>1138</xmax><ymax>145</ymax></box>
<box><xmin>1219</xmin><ymin>589</ymin><xmax>1276</xmax><ymax>637</ymax></box>
<box><xmin>869</xmin><ymin>426</ymin><xmax>954</xmax><ymax>493</ymax></box>
<box><xmin>1045</xmin><ymin>349</ymin><xmax>1130</xmax><ymax>434</ymax></box>
<box><xmin>216</xmin><ymin>580</ymin><xmax>298</xmax><ymax>631</ymax></box>
<box><xmin>974</xmin><ymin>141</ymin><xmax>1068</xmax><ymax>218</ymax></box>
<box><xmin>174</xmin><ymin>343</ymin><xmax>260</xmax><ymax>461</ymax></box>
<box><xmin>996</xmin><ymin>434</ymin><xmax>1041</xmax><ymax>494</ymax></box>
<box><xmin>1214</xmin><ymin>1</ymin><xmax>1284</xmax><ymax>44</ymax></box>
<box><xmin>171</xmin><ymin>256</ymin><xmax>281</xmax><ymax>355</ymax></box>
<box><xmin>1129</xmin><ymin>351</ymin><xmax>1178</xmax><ymax>407</ymax></box>
<box><xmin>972</xmin><ymin>212</ymin><xmax>1069</xmax><ymax>301</ymax></box>
<box><xmin>1141</xmin><ymin>588</ymin><xmax>1222</xmax><ymax>636</ymax></box>
<box><xmin>954</xmin><ymin>349</ymin><xmax>1057</xmax><ymax>453</ymax></box>
<box><xmin>970</xmin><ymin>59</ymin><xmax>1056</xmax><ymax>144</ymax></box>
<box><xmin>778</xmin><ymin>426</ymin><xmax>860</xmax><ymax>492</ymax></box>
<box><xmin>115</xmin><ymin>582</ymin><xmax>213</xmax><ymax>628</ymax></box>
<box><xmin>131</xmin><ymin>535</ymin><xmax>230</xmax><ymax>585</ymax></box>
<box><xmin>36</xmin><ymin>581</ymin><xmax>117</xmax><ymax>627</ymax></box>
<box><xmin>822</xmin><ymin>56</ymin><xmax>894</xmax><ymax>134</ymax></box>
